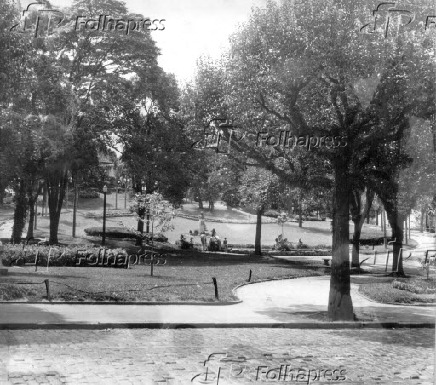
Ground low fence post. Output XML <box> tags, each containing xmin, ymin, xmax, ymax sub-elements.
<box><xmin>44</xmin><ymin>279</ymin><xmax>50</xmax><ymax>301</ymax></box>
<box><xmin>373</xmin><ymin>250</ymin><xmax>377</xmax><ymax>265</ymax></box>
<box><xmin>212</xmin><ymin>277</ymin><xmax>219</xmax><ymax>300</ymax></box>
<box><xmin>385</xmin><ymin>251</ymin><xmax>390</xmax><ymax>273</ymax></box>
<box><xmin>150</xmin><ymin>254</ymin><xmax>154</xmax><ymax>277</ymax></box>
<box><xmin>248</xmin><ymin>269</ymin><xmax>252</xmax><ymax>282</ymax></box>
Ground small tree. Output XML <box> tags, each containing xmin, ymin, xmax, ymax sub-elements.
<box><xmin>129</xmin><ymin>192</ymin><xmax>175</xmax><ymax>245</ymax></box>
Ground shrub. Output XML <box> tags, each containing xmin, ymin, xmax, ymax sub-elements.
<box><xmin>351</xmin><ymin>236</ymin><xmax>395</xmax><ymax>246</ymax></box>
<box><xmin>143</xmin><ymin>233</ymin><xmax>168</xmax><ymax>243</ymax></box>
<box><xmin>0</xmin><ymin>284</ymin><xmax>36</xmax><ymax>300</ymax></box>
<box><xmin>264</xmin><ymin>209</ymin><xmax>281</xmax><ymax>218</ymax></box>
<box><xmin>79</xmin><ymin>190</ymin><xmax>99</xmax><ymax>199</ymax></box>
<box><xmin>1</xmin><ymin>244</ymin><xmax>127</xmax><ymax>267</ymax></box>
<box><xmin>84</xmin><ymin>227</ymin><xmax>138</xmax><ymax>239</ymax></box>
<box><xmin>392</xmin><ymin>279</ymin><xmax>436</xmax><ymax>294</ymax></box>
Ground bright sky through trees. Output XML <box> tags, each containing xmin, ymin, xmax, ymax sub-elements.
<box><xmin>31</xmin><ymin>0</ymin><xmax>269</xmax><ymax>83</ymax></box>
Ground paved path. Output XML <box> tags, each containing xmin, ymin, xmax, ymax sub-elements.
<box><xmin>0</xmin><ymin>274</ymin><xmax>434</xmax><ymax>327</ymax></box>
<box><xmin>237</xmin><ymin>276</ymin><xmax>436</xmax><ymax>324</ymax></box>
<box><xmin>0</xmin><ymin>328</ymin><xmax>434</xmax><ymax>384</ymax></box>
<box><xmin>0</xmin><ymin>230</ymin><xmax>434</xmax><ymax>327</ymax></box>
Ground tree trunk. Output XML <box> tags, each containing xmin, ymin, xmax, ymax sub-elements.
<box><xmin>11</xmin><ymin>180</ymin><xmax>27</xmax><ymax>244</ymax></box>
<box><xmin>255</xmin><ymin>207</ymin><xmax>263</xmax><ymax>256</ymax></box>
<box><xmin>26</xmin><ymin>201</ymin><xmax>35</xmax><ymax>239</ymax></box>
<box><xmin>351</xmin><ymin>221</ymin><xmax>361</xmax><ymax>268</ymax></box>
<box><xmin>351</xmin><ymin>189</ymin><xmax>374</xmax><ymax>268</ymax></box>
<box><xmin>420</xmin><ymin>208</ymin><xmax>425</xmax><ymax>232</ymax></box>
<box><xmin>47</xmin><ymin>169</ymin><xmax>68</xmax><ymax>244</ymax></box>
<box><xmin>328</xmin><ymin>156</ymin><xmax>354</xmax><ymax>321</ymax></box>
<box><xmin>386</xmin><ymin>206</ymin><xmax>405</xmax><ymax>276</ymax></box>
<box><xmin>209</xmin><ymin>200</ymin><xmax>215</xmax><ymax>212</ymax></box>
<box><xmin>42</xmin><ymin>185</ymin><xmax>47</xmax><ymax>216</ymax></box>
<box><xmin>298</xmin><ymin>194</ymin><xmax>303</xmax><ymax>228</ymax></box>
<box><xmin>136</xmin><ymin>207</ymin><xmax>145</xmax><ymax>246</ymax></box>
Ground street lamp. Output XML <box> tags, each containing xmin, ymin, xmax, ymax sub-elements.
<box><xmin>115</xmin><ymin>180</ymin><xmax>120</xmax><ymax>210</ymax></box>
<box><xmin>102</xmin><ymin>185</ymin><xmax>107</xmax><ymax>246</ymax></box>
<box><xmin>123</xmin><ymin>177</ymin><xmax>130</xmax><ymax>209</ymax></box>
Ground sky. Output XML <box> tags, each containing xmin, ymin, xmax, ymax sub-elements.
<box><xmin>37</xmin><ymin>0</ymin><xmax>269</xmax><ymax>84</ymax></box>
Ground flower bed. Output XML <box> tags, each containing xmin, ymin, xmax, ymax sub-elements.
<box><xmin>84</xmin><ymin>210</ymin><xmax>134</xmax><ymax>218</ymax></box>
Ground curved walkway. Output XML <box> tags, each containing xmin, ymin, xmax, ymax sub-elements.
<box><xmin>0</xmin><ymin>228</ymin><xmax>434</xmax><ymax>328</ymax></box>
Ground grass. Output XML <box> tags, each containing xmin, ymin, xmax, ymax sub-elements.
<box><xmin>358</xmin><ymin>275</ymin><xmax>436</xmax><ymax>304</ymax></box>
<box><xmin>0</xmin><ymin>252</ymin><xmax>326</xmax><ymax>302</ymax></box>
<box><xmin>0</xmin><ymin>197</ymin><xmax>388</xmax><ymax>248</ymax></box>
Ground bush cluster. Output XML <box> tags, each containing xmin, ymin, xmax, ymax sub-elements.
<box><xmin>1</xmin><ymin>244</ymin><xmax>127</xmax><ymax>267</ymax></box>
<box><xmin>84</xmin><ymin>227</ymin><xmax>138</xmax><ymax>239</ymax></box>
<box><xmin>353</xmin><ymin>236</ymin><xmax>395</xmax><ymax>246</ymax></box>
<box><xmin>79</xmin><ymin>190</ymin><xmax>99</xmax><ymax>199</ymax></box>
<box><xmin>84</xmin><ymin>227</ymin><xmax>169</xmax><ymax>243</ymax></box>
<box><xmin>392</xmin><ymin>279</ymin><xmax>436</xmax><ymax>294</ymax></box>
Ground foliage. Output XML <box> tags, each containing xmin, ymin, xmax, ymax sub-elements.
<box><xmin>129</xmin><ymin>192</ymin><xmax>175</xmax><ymax>234</ymax></box>
<box><xmin>84</xmin><ymin>227</ymin><xmax>138</xmax><ymax>239</ymax></box>
<box><xmin>79</xmin><ymin>190</ymin><xmax>99</xmax><ymax>199</ymax></box>
<box><xmin>359</xmin><ymin>281</ymin><xmax>435</xmax><ymax>304</ymax></box>
<box><xmin>1</xmin><ymin>244</ymin><xmax>127</xmax><ymax>266</ymax></box>
<box><xmin>392</xmin><ymin>279</ymin><xmax>436</xmax><ymax>295</ymax></box>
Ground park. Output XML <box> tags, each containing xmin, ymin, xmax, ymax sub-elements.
<box><xmin>0</xmin><ymin>0</ymin><xmax>435</xmax><ymax>384</ymax></box>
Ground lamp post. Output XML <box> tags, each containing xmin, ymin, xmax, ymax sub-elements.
<box><xmin>102</xmin><ymin>185</ymin><xmax>107</xmax><ymax>246</ymax></box>
<box><xmin>124</xmin><ymin>177</ymin><xmax>130</xmax><ymax>209</ymax></box>
<box><xmin>115</xmin><ymin>180</ymin><xmax>120</xmax><ymax>210</ymax></box>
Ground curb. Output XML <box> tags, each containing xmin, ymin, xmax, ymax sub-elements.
<box><xmin>0</xmin><ymin>300</ymin><xmax>242</xmax><ymax>306</ymax></box>
<box><xmin>0</xmin><ymin>322</ymin><xmax>433</xmax><ymax>330</ymax></box>
<box><xmin>231</xmin><ymin>274</ymin><xmax>326</xmax><ymax>299</ymax></box>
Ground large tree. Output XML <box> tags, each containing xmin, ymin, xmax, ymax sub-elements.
<box><xmin>220</xmin><ymin>0</ymin><xmax>434</xmax><ymax>319</ymax></box>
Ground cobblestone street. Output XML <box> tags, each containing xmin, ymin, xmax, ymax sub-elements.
<box><xmin>0</xmin><ymin>328</ymin><xmax>433</xmax><ymax>384</ymax></box>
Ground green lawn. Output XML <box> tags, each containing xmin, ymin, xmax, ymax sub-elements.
<box><xmin>358</xmin><ymin>275</ymin><xmax>436</xmax><ymax>304</ymax></box>
<box><xmin>0</xmin><ymin>253</ymin><xmax>326</xmax><ymax>302</ymax></box>
<box><xmin>0</xmin><ymin>196</ymin><xmax>388</xmax><ymax>248</ymax></box>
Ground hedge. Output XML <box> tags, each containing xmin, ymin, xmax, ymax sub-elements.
<box><xmin>84</xmin><ymin>227</ymin><xmax>168</xmax><ymax>242</ymax></box>
<box><xmin>84</xmin><ymin>227</ymin><xmax>138</xmax><ymax>239</ymax></box>
<box><xmin>79</xmin><ymin>190</ymin><xmax>99</xmax><ymax>198</ymax></box>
